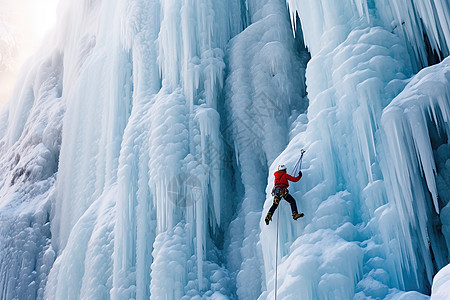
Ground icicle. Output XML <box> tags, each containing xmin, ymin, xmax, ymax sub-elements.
<box><xmin>196</xmin><ymin>107</ymin><xmax>221</xmax><ymax>225</ymax></box>
<box><xmin>381</xmin><ymin>56</ymin><xmax>450</xmax><ymax>288</ymax></box>
<box><xmin>195</xmin><ymin>186</ymin><xmax>205</xmax><ymax>291</ymax></box>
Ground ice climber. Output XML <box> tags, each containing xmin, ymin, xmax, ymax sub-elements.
<box><xmin>265</xmin><ymin>164</ymin><xmax>304</xmax><ymax>225</ymax></box>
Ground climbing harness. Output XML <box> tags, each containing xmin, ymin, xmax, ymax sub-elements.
<box><xmin>271</xmin><ymin>186</ymin><xmax>288</xmax><ymax>198</ymax></box>
<box><xmin>274</xmin><ymin>148</ymin><xmax>305</xmax><ymax>300</ymax></box>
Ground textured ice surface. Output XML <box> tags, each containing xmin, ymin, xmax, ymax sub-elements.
<box><xmin>431</xmin><ymin>263</ymin><xmax>450</xmax><ymax>300</ymax></box>
<box><xmin>0</xmin><ymin>0</ymin><xmax>449</xmax><ymax>299</ymax></box>
<box><xmin>260</xmin><ymin>0</ymin><xmax>450</xmax><ymax>299</ymax></box>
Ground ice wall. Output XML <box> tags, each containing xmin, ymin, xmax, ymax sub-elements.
<box><xmin>0</xmin><ymin>28</ymin><xmax>63</xmax><ymax>298</ymax></box>
<box><xmin>381</xmin><ymin>56</ymin><xmax>450</xmax><ymax>287</ymax></box>
<box><xmin>257</xmin><ymin>0</ymin><xmax>450</xmax><ymax>299</ymax></box>
<box><xmin>1</xmin><ymin>0</ymin><xmax>244</xmax><ymax>298</ymax></box>
<box><xmin>224</xmin><ymin>0</ymin><xmax>309</xmax><ymax>298</ymax></box>
<box><xmin>0</xmin><ymin>0</ymin><xmax>449</xmax><ymax>299</ymax></box>
<box><xmin>287</xmin><ymin>0</ymin><xmax>450</xmax><ymax>69</ymax></box>
<box><xmin>45</xmin><ymin>0</ymin><xmax>243</xmax><ymax>298</ymax></box>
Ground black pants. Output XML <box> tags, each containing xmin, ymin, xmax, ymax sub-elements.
<box><xmin>268</xmin><ymin>192</ymin><xmax>298</xmax><ymax>216</ymax></box>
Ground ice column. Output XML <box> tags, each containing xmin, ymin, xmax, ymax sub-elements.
<box><xmin>225</xmin><ymin>0</ymin><xmax>308</xmax><ymax>298</ymax></box>
<box><xmin>381</xmin><ymin>56</ymin><xmax>450</xmax><ymax>287</ymax></box>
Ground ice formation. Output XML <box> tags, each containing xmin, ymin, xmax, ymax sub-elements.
<box><xmin>0</xmin><ymin>17</ymin><xmax>17</xmax><ymax>73</ymax></box>
<box><xmin>0</xmin><ymin>0</ymin><xmax>449</xmax><ymax>299</ymax></box>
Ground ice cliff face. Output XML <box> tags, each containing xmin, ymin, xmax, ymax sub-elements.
<box><xmin>0</xmin><ymin>0</ymin><xmax>449</xmax><ymax>299</ymax></box>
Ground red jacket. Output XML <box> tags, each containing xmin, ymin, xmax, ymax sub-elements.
<box><xmin>274</xmin><ymin>170</ymin><xmax>301</xmax><ymax>188</ymax></box>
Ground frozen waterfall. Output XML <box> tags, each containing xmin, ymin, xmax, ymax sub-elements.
<box><xmin>0</xmin><ymin>0</ymin><xmax>449</xmax><ymax>299</ymax></box>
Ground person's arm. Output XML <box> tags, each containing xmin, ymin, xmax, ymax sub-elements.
<box><xmin>286</xmin><ymin>171</ymin><xmax>302</xmax><ymax>182</ymax></box>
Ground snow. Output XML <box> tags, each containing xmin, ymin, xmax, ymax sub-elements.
<box><xmin>431</xmin><ymin>263</ymin><xmax>450</xmax><ymax>300</ymax></box>
<box><xmin>0</xmin><ymin>0</ymin><xmax>449</xmax><ymax>299</ymax></box>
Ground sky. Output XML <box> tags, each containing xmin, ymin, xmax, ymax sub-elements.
<box><xmin>0</xmin><ymin>0</ymin><xmax>59</xmax><ymax>108</ymax></box>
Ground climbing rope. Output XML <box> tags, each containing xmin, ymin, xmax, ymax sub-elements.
<box><xmin>275</xmin><ymin>204</ymin><xmax>280</xmax><ymax>300</ymax></box>
<box><xmin>274</xmin><ymin>149</ymin><xmax>305</xmax><ymax>300</ymax></box>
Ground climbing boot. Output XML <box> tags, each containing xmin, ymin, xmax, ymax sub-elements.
<box><xmin>265</xmin><ymin>213</ymin><xmax>272</xmax><ymax>225</ymax></box>
<box><xmin>293</xmin><ymin>212</ymin><xmax>304</xmax><ymax>220</ymax></box>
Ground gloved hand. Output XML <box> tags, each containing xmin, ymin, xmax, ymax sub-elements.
<box><xmin>298</xmin><ymin>171</ymin><xmax>302</xmax><ymax>177</ymax></box>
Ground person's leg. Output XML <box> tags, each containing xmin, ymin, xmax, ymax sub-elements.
<box><xmin>268</xmin><ymin>197</ymin><xmax>280</xmax><ymax>215</ymax></box>
<box><xmin>284</xmin><ymin>193</ymin><xmax>298</xmax><ymax>214</ymax></box>
<box><xmin>284</xmin><ymin>193</ymin><xmax>303</xmax><ymax>219</ymax></box>
<box><xmin>265</xmin><ymin>196</ymin><xmax>280</xmax><ymax>224</ymax></box>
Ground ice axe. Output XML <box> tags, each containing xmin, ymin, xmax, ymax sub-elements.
<box><xmin>293</xmin><ymin>149</ymin><xmax>306</xmax><ymax>175</ymax></box>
